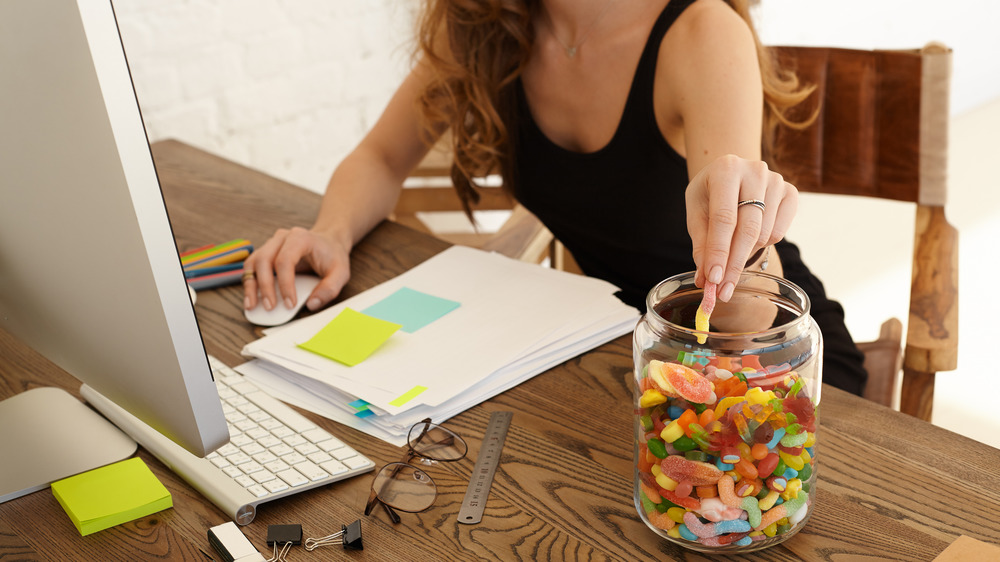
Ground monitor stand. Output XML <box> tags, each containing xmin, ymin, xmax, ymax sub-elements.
<box><xmin>0</xmin><ymin>387</ymin><xmax>137</xmax><ymax>503</ymax></box>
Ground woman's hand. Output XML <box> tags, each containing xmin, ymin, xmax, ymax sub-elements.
<box><xmin>686</xmin><ymin>154</ymin><xmax>797</xmax><ymax>302</ymax></box>
<box><xmin>242</xmin><ymin>226</ymin><xmax>351</xmax><ymax>314</ymax></box>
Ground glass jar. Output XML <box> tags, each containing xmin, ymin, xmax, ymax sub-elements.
<box><xmin>632</xmin><ymin>271</ymin><xmax>821</xmax><ymax>553</ymax></box>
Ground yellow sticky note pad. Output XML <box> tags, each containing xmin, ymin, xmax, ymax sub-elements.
<box><xmin>50</xmin><ymin>457</ymin><xmax>172</xmax><ymax>536</ymax></box>
<box><xmin>299</xmin><ymin>307</ymin><xmax>402</xmax><ymax>366</ymax></box>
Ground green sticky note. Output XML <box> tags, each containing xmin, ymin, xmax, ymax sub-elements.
<box><xmin>50</xmin><ymin>457</ymin><xmax>172</xmax><ymax>536</ymax></box>
<box><xmin>362</xmin><ymin>287</ymin><xmax>460</xmax><ymax>333</ymax></box>
<box><xmin>389</xmin><ymin>385</ymin><xmax>428</xmax><ymax>407</ymax></box>
<box><xmin>298</xmin><ymin>308</ymin><xmax>401</xmax><ymax>366</ymax></box>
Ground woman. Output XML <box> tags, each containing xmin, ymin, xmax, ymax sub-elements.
<box><xmin>242</xmin><ymin>0</ymin><xmax>867</xmax><ymax>394</ymax></box>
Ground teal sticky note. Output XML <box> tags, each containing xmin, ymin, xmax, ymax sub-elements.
<box><xmin>362</xmin><ymin>287</ymin><xmax>460</xmax><ymax>333</ymax></box>
<box><xmin>348</xmin><ymin>399</ymin><xmax>370</xmax><ymax>411</ymax></box>
<box><xmin>298</xmin><ymin>308</ymin><xmax>401</xmax><ymax>366</ymax></box>
<box><xmin>354</xmin><ymin>409</ymin><xmax>376</xmax><ymax>418</ymax></box>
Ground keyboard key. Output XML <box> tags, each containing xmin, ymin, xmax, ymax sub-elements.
<box><xmin>281</xmin><ymin>452</ymin><xmax>306</xmax><ymax>466</ymax></box>
<box><xmin>319</xmin><ymin>459</ymin><xmax>348</xmax><ymax>477</ymax></box>
<box><xmin>235</xmin><ymin>475</ymin><xmax>255</xmax><ymax>487</ymax></box>
<box><xmin>263</xmin><ymin>480</ymin><xmax>289</xmax><ymax>494</ymax></box>
<box><xmin>301</xmin><ymin>428</ymin><xmax>333</xmax><ymax>444</ymax></box>
<box><xmin>283</xmin><ymin>434</ymin><xmax>307</xmax><ymax>448</ymax></box>
<box><xmin>269</xmin><ymin>443</ymin><xmax>293</xmax><ymax>457</ymax></box>
<box><xmin>240</xmin><ymin>461</ymin><xmax>264</xmax><ymax>475</ymax></box>
<box><xmin>344</xmin><ymin>456</ymin><xmax>373</xmax><ymax>470</ymax></box>
<box><xmin>226</xmin><ymin>452</ymin><xmax>251</xmax><ymax>466</ymax></box>
<box><xmin>251</xmin><ymin>470</ymin><xmax>276</xmax><ymax>484</ymax></box>
<box><xmin>223</xmin><ymin>465</ymin><xmax>243</xmax><ymax>479</ymax></box>
<box><xmin>247</xmin><ymin>485</ymin><xmax>269</xmax><ymax>498</ymax></box>
<box><xmin>244</xmin><ymin>391</ymin><xmax>316</xmax><ymax>434</ymax></box>
<box><xmin>293</xmin><ymin>461</ymin><xmax>329</xmax><ymax>482</ymax></box>
<box><xmin>277</xmin><ymin>469</ymin><xmax>309</xmax><ymax>488</ymax></box>
<box><xmin>294</xmin><ymin>443</ymin><xmax>319</xmax><ymax>457</ymax></box>
<box><xmin>307</xmin><ymin>451</ymin><xmax>333</xmax><ymax>465</ymax></box>
<box><xmin>331</xmin><ymin>448</ymin><xmax>358</xmax><ymax>461</ymax></box>
<box><xmin>264</xmin><ymin>460</ymin><xmax>290</xmax><ymax>474</ymax></box>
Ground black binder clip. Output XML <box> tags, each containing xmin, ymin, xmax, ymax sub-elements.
<box><xmin>304</xmin><ymin>519</ymin><xmax>363</xmax><ymax>551</ymax></box>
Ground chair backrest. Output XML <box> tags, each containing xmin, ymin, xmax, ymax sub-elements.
<box><xmin>768</xmin><ymin>43</ymin><xmax>958</xmax><ymax>419</ymax></box>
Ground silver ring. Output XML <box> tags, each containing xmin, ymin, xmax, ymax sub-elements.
<box><xmin>737</xmin><ymin>199</ymin><xmax>766</xmax><ymax>212</ymax></box>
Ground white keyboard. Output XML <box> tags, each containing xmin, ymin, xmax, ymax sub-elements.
<box><xmin>82</xmin><ymin>356</ymin><xmax>375</xmax><ymax>525</ymax></box>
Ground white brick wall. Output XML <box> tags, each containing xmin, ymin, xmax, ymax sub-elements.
<box><xmin>115</xmin><ymin>1</ymin><xmax>418</xmax><ymax>194</ymax></box>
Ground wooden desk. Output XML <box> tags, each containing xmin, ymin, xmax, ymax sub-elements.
<box><xmin>2</xmin><ymin>140</ymin><xmax>998</xmax><ymax>560</ymax></box>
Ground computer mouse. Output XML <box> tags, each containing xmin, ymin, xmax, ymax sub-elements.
<box><xmin>244</xmin><ymin>274</ymin><xmax>321</xmax><ymax>327</ymax></box>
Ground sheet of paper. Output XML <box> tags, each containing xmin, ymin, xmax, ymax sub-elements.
<box><xmin>243</xmin><ymin>246</ymin><xmax>639</xmax><ymax>415</ymax></box>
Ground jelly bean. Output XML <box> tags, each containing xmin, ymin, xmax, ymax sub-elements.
<box><xmin>667</xmin><ymin>405</ymin><xmax>685</xmax><ymax>419</ymax></box>
<box><xmin>666</xmin><ymin>506</ymin><xmax>687</xmax><ymax>524</ymax></box>
<box><xmin>639</xmin><ymin>388</ymin><xmax>667</xmax><ymax>408</ymax></box>
<box><xmin>782</xmin><ymin>467</ymin><xmax>798</xmax><ymax>481</ymax></box>
<box><xmin>803</xmin><ymin>432</ymin><xmax>816</xmax><ymax>448</ymax></box>
<box><xmin>776</xmin><ymin>522</ymin><xmax>791</xmax><ymax>535</ymax></box>
<box><xmin>800</xmin><ymin>448</ymin><xmax>813</xmax><ymax>467</ymax></box>
<box><xmin>677</xmin><ymin>524</ymin><xmax>698</xmax><ymax>541</ymax></box>
<box><xmin>758</xmin><ymin>489</ymin><xmax>781</xmax><ymax>511</ymax></box>
<box><xmin>766</xmin><ymin>427</ymin><xmax>786</xmax><ymax>449</ymax></box>
<box><xmin>754</xmin><ymin>504</ymin><xmax>787</xmax><ymax>531</ymax></box>
<box><xmin>640</xmin><ymin>415</ymin><xmax>654</xmax><ymax>432</ymax></box>
<box><xmin>698</xmin><ymin>407</ymin><xmax>716</xmax><ymax>427</ymax></box>
<box><xmin>779</xmin><ymin>450</ymin><xmax>805</xmax><ymax>471</ymax></box>
<box><xmin>654</xmin><ymin>472</ymin><xmax>678</xmax><ymax>492</ymax></box>
<box><xmin>672</xmin><ymin>435</ymin><xmax>698</xmax><ymax>452</ymax></box>
<box><xmin>714</xmin><ymin>368</ymin><xmax>734</xmax><ymax>380</ymax></box>
<box><xmin>736</xmin><ymin>442</ymin><xmax>753</xmax><ymax>461</ymax></box>
<box><xmin>734</xmin><ymin>458</ymin><xmax>759</xmax><ymax>480</ymax></box>
<box><xmin>641</xmin><ymin>495</ymin><xmax>657</xmax><ymax>516</ymax></box>
<box><xmin>660</xmin><ymin>455</ymin><xmax>724</xmax><ymax>487</ymax></box>
<box><xmin>683</xmin><ymin>511</ymin><xmax>717</xmax><ymax>538</ymax></box>
<box><xmin>751</xmin><ymin>442</ymin><xmax>769</xmax><ymax>460</ymax></box>
<box><xmin>740</xmin><ymin>496</ymin><xmax>762</xmax><ymax>528</ymax></box>
<box><xmin>667</xmin><ymin>526</ymin><xmax>682</xmax><ymax>539</ymax></box>
<box><xmin>660</xmin><ymin>420</ymin><xmax>684</xmax><ymax>443</ymax></box>
<box><xmin>779</xmin><ymin>430</ymin><xmax>808</xmax><ymax>448</ymax></box>
<box><xmin>717</xmin><ymin>475</ymin><xmax>742</xmax><ymax>508</ymax></box>
<box><xmin>734</xmin><ymin>536</ymin><xmax>753</xmax><ymax>547</ymax></box>
<box><xmin>763</xmin><ymin>521</ymin><xmax>778</xmax><ymax>537</ymax></box>
<box><xmin>646</xmin><ymin>438</ymin><xmax>668</xmax><ymax>459</ymax></box>
<box><xmin>797</xmin><ymin>463</ymin><xmax>813</xmax><ymax>482</ymax></box>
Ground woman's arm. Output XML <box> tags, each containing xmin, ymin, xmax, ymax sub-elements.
<box><xmin>244</xmin><ymin>63</ymin><xmax>442</xmax><ymax>312</ymax></box>
<box><xmin>657</xmin><ymin>0</ymin><xmax>795</xmax><ymax>301</ymax></box>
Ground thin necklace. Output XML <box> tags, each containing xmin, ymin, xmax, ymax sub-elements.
<box><xmin>545</xmin><ymin>0</ymin><xmax>617</xmax><ymax>58</ymax></box>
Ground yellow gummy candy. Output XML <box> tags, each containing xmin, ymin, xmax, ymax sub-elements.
<box><xmin>639</xmin><ymin>389</ymin><xmax>668</xmax><ymax>408</ymax></box>
<box><xmin>695</xmin><ymin>304</ymin><xmax>710</xmax><ymax>344</ymax></box>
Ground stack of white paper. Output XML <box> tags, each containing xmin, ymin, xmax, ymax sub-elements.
<box><xmin>236</xmin><ymin>246</ymin><xmax>639</xmax><ymax>446</ymax></box>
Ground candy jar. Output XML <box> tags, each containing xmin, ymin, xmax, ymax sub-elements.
<box><xmin>632</xmin><ymin>271</ymin><xmax>821</xmax><ymax>553</ymax></box>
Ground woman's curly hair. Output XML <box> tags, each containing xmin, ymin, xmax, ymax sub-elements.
<box><xmin>414</xmin><ymin>0</ymin><xmax>815</xmax><ymax>218</ymax></box>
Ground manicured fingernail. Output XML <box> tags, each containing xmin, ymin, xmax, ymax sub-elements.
<box><xmin>720</xmin><ymin>282</ymin><xmax>735</xmax><ymax>302</ymax></box>
<box><xmin>263</xmin><ymin>297</ymin><xmax>273</xmax><ymax>310</ymax></box>
<box><xmin>709</xmin><ymin>265</ymin><xmax>723</xmax><ymax>285</ymax></box>
<box><xmin>284</xmin><ymin>297</ymin><xmax>295</xmax><ymax>310</ymax></box>
<box><xmin>307</xmin><ymin>298</ymin><xmax>321</xmax><ymax>311</ymax></box>
<box><xmin>244</xmin><ymin>296</ymin><xmax>252</xmax><ymax>310</ymax></box>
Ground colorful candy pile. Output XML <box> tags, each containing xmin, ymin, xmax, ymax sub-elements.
<box><xmin>634</xmin><ymin>355</ymin><xmax>817</xmax><ymax>550</ymax></box>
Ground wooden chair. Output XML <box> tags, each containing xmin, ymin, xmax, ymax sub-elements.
<box><xmin>768</xmin><ymin>43</ymin><xmax>958</xmax><ymax>420</ymax></box>
<box><xmin>393</xmin><ymin>136</ymin><xmax>578</xmax><ymax>270</ymax></box>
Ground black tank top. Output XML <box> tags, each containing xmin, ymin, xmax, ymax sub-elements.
<box><xmin>513</xmin><ymin>0</ymin><xmax>698</xmax><ymax>309</ymax></box>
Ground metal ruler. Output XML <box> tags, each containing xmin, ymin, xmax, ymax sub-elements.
<box><xmin>457</xmin><ymin>411</ymin><xmax>513</xmax><ymax>524</ymax></box>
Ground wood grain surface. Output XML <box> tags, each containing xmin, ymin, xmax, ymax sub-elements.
<box><xmin>1</xmin><ymin>140</ymin><xmax>996</xmax><ymax>561</ymax></box>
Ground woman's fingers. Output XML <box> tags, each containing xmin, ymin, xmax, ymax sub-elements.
<box><xmin>688</xmin><ymin>156</ymin><xmax>796</xmax><ymax>301</ymax></box>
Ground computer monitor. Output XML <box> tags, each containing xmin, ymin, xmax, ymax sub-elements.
<box><xmin>0</xmin><ymin>0</ymin><xmax>229</xmax><ymax>501</ymax></box>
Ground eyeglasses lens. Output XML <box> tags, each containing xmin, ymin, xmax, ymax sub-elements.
<box><xmin>407</xmin><ymin>422</ymin><xmax>468</xmax><ymax>461</ymax></box>
<box><xmin>371</xmin><ymin>462</ymin><xmax>437</xmax><ymax>513</ymax></box>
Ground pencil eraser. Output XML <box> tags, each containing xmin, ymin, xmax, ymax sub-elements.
<box><xmin>208</xmin><ymin>521</ymin><xmax>266</xmax><ymax>562</ymax></box>
<box><xmin>266</xmin><ymin>524</ymin><xmax>302</xmax><ymax>545</ymax></box>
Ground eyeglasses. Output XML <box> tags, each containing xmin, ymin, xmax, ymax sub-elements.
<box><xmin>364</xmin><ymin>418</ymin><xmax>468</xmax><ymax>523</ymax></box>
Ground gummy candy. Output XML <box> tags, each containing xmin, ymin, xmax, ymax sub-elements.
<box><xmin>660</xmin><ymin>455</ymin><xmax>724</xmax><ymax>487</ymax></box>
